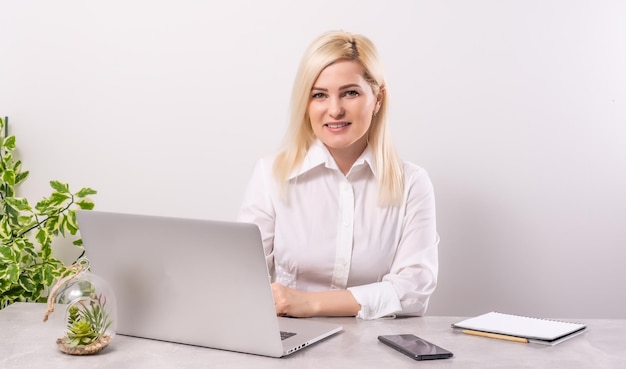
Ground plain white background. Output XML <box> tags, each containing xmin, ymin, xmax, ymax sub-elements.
<box><xmin>2</xmin><ymin>0</ymin><xmax>625</xmax><ymax>318</ymax></box>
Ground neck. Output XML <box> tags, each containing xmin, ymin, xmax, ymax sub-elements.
<box><xmin>326</xmin><ymin>138</ymin><xmax>368</xmax><ymax>175</ymax></box>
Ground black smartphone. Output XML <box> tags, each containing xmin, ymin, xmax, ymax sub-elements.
<box><xmin>378</xmin><ymin>334</ymin><xmax>453</xmax><ymax>361</ymax></box>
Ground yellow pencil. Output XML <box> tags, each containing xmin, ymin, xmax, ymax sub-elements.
<box><xmin>461</xmin><ymin>329</ymin><xmax>529</xmax><ymax>343</ymax></box>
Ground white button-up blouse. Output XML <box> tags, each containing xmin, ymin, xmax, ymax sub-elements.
<box><xmin>237</xmin><ymin>140</ymin><xmax>439</xmax><ymax>320</ymax></box>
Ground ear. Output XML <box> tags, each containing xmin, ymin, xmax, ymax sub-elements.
<box><xmin>374</xmin><ymin>86</ymin><xmax>385</xmax><ymax>115</ymax></box>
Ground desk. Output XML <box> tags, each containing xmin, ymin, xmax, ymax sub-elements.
<box><xmin>1</xmin><ymin>303</ymin><xmax>625</xmax><ymax>369</ymax></box>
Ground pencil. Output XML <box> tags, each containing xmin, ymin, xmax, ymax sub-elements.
<box><xmin>461</xmin><ymin>329</ymin><xmax>529</xmax><ymax>343</ymax></box>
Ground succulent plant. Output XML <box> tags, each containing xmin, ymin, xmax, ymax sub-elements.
<box><xmin>62</xmin><ymin>294</ymin><xmax>112</xmax><ymax>348</ymax></box>
<box><xmin>67</xmin><ymin>319</ymin><xmax>98</xmax><ymax>347</ymax></box>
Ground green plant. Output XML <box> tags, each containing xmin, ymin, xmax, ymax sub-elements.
<box><xmin>64</xmin><ymin>294</ymin><xmax>113</xmax><ymax>347</ymax></box>
<box><xmin>0</xmin><ymin>116</ymin><xmax>97</xmax><ymax>309</ymax></box>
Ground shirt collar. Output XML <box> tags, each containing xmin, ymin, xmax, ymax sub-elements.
<box><xmin>288</xmin><ymin>139</ymin><xmax>376</xmax><ymax>179</ymax></box>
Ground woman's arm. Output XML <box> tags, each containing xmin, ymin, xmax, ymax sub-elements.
<box><xmin>271</xmin><ymin>283</ymin><xmax>361</xmax><ymax>317</ymax></box>
<box><xmin>348</xmin><ymin>165</ymin><xmax>439</xmax><ymax>319</ymax></box>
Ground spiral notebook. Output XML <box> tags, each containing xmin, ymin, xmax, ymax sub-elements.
<box><xmin>452</xmin><ymin>312</ymin><xmax>587</xmax><ymax>346</ymax></box>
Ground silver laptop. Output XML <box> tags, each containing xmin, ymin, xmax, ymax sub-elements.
<box><xmin>76</xmin><ymin>210</ymin><xmax>343</xmax><ymax>357</ymax></box>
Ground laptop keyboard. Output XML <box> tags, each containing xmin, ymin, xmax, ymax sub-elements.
<box><xmin>280</xmin><ymin>331</ymin><xmax>297</xmax><ymax>340</ymax></box>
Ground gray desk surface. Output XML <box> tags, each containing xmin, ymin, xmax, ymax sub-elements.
<box><xmin>1</xmin><ymin>303</ymin><xmax>625</xmax><ymax>369</ymax></box>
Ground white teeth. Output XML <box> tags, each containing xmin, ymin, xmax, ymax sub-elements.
<box><xmin>327</xmin><ymin>123</ymin><xmax>349</xmax><ymax>129</ymax></box>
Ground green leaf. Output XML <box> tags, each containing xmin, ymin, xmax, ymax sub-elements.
<box><xmin>30</xmin><ymin>265</ymin><xmax>44</xmax><ymax>284</ymax></box>
<box><xmin>56</xmin><ymin>216</ymin><xmax>66</xmax><ymax>237</ymax></box>
<box><xmin>2</xmin><ymin>135</ymin><xmax>16</xmax><ymax>151</ymax></box>
<box><xmin>42</xmin><ymin>264</ymin><xmax>56</xmax><ymax>287</ymax></box>
<box><xmin>0</xmin><ymin>246</ymin><xmax>16</xmax><ymax>262</ymax></box>
<box><xmin>66</xmin><ymin>215</ymin><xmax>78</xmax><ymax>235</ymax></box>
<box><xmin>17</xmin><ymin>215</ymin><xmax>36</xmax><ymax>227</ymax></box>
<box><xmin>5</xmin><ymin>264</ymin><xmax>19</xmax><ymax>283</ymax></box>
<box><xmin>75</xmin><ymin>187</ymin><xmax>97</xmax><ymax>198</ymax></box>
<box><xmin>19</xmin><ymin>274</ymin><xmax>37</xmax><ymax>292</ymax></box>
<box><xmin>21</xmin><ymin>246</ymin><xmax>37</xmax><ymax>261</ymax></box>
<box><xmin>49</xmin><ymin>192</ymin><xmax>70</xmax><ymax>205</ymax></box>
<box><xmin>34</xmin><ymin>198</ymin><xmax>51</xmax><ymax>212</ymax></box>
<box><xmin>14</xmin><ymin>238</ymin><xmax>33</xmax><ymax>250</ymax></box>
<box><xmin>41</xmin><ymin>243</ymin><xmax>52</xmax><ymax>259</ymax></box>
<box><xmin>5</xmin><ymin>197</ymin><xmax>32</xmax><ymax>211</ymax></box>
<box><xmin>0</xmin><ymin>247</ymin><xmax>11</xmax><ymax>261</ymax></box>
<box><xmin>76</xmin><ymin>200</ymin><xmax>95</xmax><ymax>210</ymax></box>
<box><xmin>35</xmin><ymin>228</ymin><xmax>49</xmax><ymax>247</ymax></box>
<box><xmin>1</xmin><ymin>183</ymin><xmax>16</xmax><ymax>198</ymax></box>
<box><xmin>0</xmin><ymin>276</ymin><xmax>11</xmax><ymax>291</ymax></box>
<box><xmin>2</xmin><ymin>169</ymin><xmax>16</xmax><ymax>185</ymax></box>
<box><xmin>2</xmin><ymin>153</ymin><xmax>14</xmax><ymax>169</ymax></box>
<box><xmin>41</xmin><ymin>267</ymin><xmax>54</xmax><ymax>286</ymax></box>
<box><xmin>15</xmin><ymin>170</ymin><xmax>29</xmax><ymax>184</ymax></box>
<box><xmin>11</xmin><ymin>159</ymin><xmax>23</xmax><ymax>171</ymax></box>
<box><xmin>50</xmin><ymin>180</ymin><xmax>70</xmax><ymax>193</ymax></box>
<box><xmin>0</xmin><ymin>221</ymin><xmax>11</xmax><ymax>240</ymax></box>
<box><xmin>0</xmin><ymin>264</ymin><xmax>9</xmax><ymax>277</ymax></box>
<box><xmin>45</xmin><ymin>215</ymin><xmax>60</xmax><ymax>234</ymax></box>
<box><xmin>73</xmin><ymin>239</ymin><xmax>83</xmax><ymax>246</ymax></box>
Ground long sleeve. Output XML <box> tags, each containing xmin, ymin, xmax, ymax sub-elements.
<box><xmin>237</xmin><ymin>158</ymin><xmax>277</xmax><ymax>273</ymax></box>
<box><xmin>349</xmin><ymin>165</ymin><xmax>439</xmax><ymax>319</ymax></box>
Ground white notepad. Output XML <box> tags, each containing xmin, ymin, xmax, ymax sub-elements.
<box><xmin>452</xmin><ymin>311</ymin><xmax>587</xmax><ymax>345</ymax></box>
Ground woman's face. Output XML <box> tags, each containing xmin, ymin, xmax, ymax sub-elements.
<box><xmin>308</xmin><ymin>60</ymin><xmax>380</xmax><ymax>158</ymax></box>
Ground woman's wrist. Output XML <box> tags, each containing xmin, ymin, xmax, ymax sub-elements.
<box><xmin>312</xmin><ymin>290</ymin><xmax>360</xmax><ymax>317</ymax></box>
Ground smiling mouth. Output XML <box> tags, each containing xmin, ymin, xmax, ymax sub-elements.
<box><xmin>325</xmin><ymin>122</ymin><xmax>351</xmax><ymax>129</ymax></box>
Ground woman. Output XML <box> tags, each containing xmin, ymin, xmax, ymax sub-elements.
<box><xmin>238</xmin><ymin>30</ymin><xmax>438</xmax><ymax>320</ymax></box>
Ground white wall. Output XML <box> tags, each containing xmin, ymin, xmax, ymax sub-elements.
<box><xmin>2</xmin><ymin>0</ymin><xmax>625</xmax><ymax>318</ymax></box>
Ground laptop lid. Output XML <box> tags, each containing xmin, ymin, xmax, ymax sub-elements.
<box><xmin>76</xmin><ymin>210</ymin><xmax>342</xmax><ymax>357</ymax></box>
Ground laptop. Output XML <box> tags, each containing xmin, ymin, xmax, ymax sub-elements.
<box><xmin>76</xmin><ymin>210</ymin><xmax>343</xmax><ymax>357</ymax></box>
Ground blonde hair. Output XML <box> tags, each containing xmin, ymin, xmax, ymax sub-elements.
<box><xmin>274</xmin><ymin>30</ymin><xmax>404</xmax><ymax>206</ymax></box>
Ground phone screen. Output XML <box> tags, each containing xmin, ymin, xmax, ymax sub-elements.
<box><xmin>378</xmin><ymin>334</ymin><xmax>453</xmax><ymax>361</ymax></box>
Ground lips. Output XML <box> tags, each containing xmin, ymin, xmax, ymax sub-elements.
<box><xmin>325</xmin><ymin>122</ymin><xmax>351</xmax><ymax>129</ymax></box>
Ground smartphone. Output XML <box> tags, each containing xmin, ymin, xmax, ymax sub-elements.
<box><xmin>378</xmin><ymin>334</ymin><xmax>453</xmax><ymax>361</ymax></box>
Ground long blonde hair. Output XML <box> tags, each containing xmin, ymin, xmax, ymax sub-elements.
<box><xmin>274</xmin><ymin>30</ymin><xmax>404</xmax><ymax>206</ymax></box>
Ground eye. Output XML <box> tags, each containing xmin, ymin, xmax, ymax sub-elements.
<box><xmin>343</xmin><ymin>90</ymin><xmax>360</xmax><ymax>98</ymax></box>
<box><xmin>311</xmin><ymin>92</ymin><xmax>326</xmax><ymax>99</ymax></box>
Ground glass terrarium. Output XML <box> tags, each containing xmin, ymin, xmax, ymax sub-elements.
<box><xmin>43</xmin><ymin>258</ymin><xmax>117</xmax><ymax>355</ymax></box>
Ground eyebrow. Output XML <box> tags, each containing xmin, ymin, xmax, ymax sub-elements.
<box><xmin>311</xmin><ymin>83</ymin><xmax>362</xmax><ymax>92</ymax></box>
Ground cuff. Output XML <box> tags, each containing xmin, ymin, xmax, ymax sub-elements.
<box><xmin>347</xmin><ymin>281</ymin><xmax>402</xmax><ymax>320</ymax></box>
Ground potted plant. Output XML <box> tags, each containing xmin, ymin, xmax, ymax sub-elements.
<box><xmin>0</xmin><ymin>116</ymin><xmax>97</xmax><ymax>309</ymax></box>
<box><xmin>43</xmin><ymin>257</ymin><xmax>117</xmax><ymax>355</ymax></box>
<box><xmin>60</xmin><ymin>295</ymin><xmax>114</xmax><ymax>354</ymax></box>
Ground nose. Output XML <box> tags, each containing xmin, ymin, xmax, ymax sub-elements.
<box><xmin>328</xmin><ymin>97</ymin><xmax>345</xmax><ymax>119</ymax></box>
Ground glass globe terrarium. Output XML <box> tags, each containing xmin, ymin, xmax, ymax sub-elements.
<box><xmin>43</xmin><ymin>258</ymin><xmax>117</xmax><ymax>355</ymax></box>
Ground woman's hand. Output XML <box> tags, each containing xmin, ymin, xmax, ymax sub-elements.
<box><xmin>271</xmin><ymin>282</ymin><xmax>361</xmax><ymax>317</ymax></box>
<box><xmin>271</xmin><ymin>282</ymin><xmax>317</xmax><ymax>317</ymax></box>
